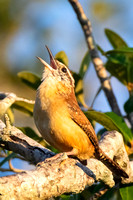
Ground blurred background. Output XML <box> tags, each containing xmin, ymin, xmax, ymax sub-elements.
<box><xmin>0</xmin><ymin>0</ymin><xmax>133</xmax><ymax>175</ymax></box>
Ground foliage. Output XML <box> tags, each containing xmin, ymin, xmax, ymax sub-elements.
<box><xmin>0</xmin><ymin>28</ymin><xmax>133</xmax><ymax>199</ymax></box>
<box><xmin>17</xmin><ymin>71</ymin><xmax>41</xmax><ymax>90</ymax></box>
<box><xmin>120</xmin><ymin>185</ymin><xmax>133</xmax><ymax>200</ymax></box>
<box><xmin>99</xmin><ymin>29</ymin><xmax>133</xmax><ymax>92</ymax></box>
<box><xmin>85</xmin><ymin>110</ymin><xmax>132</xmax><ymax>143</ymax></box>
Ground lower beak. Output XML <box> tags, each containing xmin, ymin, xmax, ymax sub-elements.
<box><xmin>37</xmin><ymin>46</ymin><xmax>57</xmax><ymax>70</ymax></box>
<box><xmin>36</xmin><ymin>56</ymin><xmax>53</xmax><ymax>71</ymax></box>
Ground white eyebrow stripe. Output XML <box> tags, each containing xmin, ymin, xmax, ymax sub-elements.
<box><xmin>56</xmin><ymin>59</ymin><xmax>75</xmax><ymax>86</ymax></box>
<box><xmin>67</xmin><ymin>69</ymin><xmax>74</xmax><ymax>81</ymax></box>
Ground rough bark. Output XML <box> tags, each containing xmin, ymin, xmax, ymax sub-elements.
<box><xmin>0</xmin><ymin>119</ymin><xmax>132</xmax><ymax>200</ymax></box>
<box><xmin>0</xmin><ymin>118</ymin><xmax>54</xmax><ymax>165</ymax></box>
<box><xmin>0</xmin><ymin>92</ymin><xmax>34</xmax><ymax>118</ymax></box>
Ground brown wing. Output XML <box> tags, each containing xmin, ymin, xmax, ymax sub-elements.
<box><xmin>66</xmin><ymin>91</ymin><xmax>129</xmax><ymax>178</ymax></box>
<box><xmin>67</xmin><ymin>91</ymin><xmax>99</xmax><ymax>151</ymax></box>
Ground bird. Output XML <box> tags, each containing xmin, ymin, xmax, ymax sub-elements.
<box><xmin>33</xmin><ymin>46</ymin><xmax>128</xmax><ymax>178</ymax></box>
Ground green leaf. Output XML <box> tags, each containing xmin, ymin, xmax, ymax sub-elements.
<box><xmin>18</xmin><ymin>71</ymin><xmax>41</xmax><ymax>90</ymax></box>
<box><xmin>99</xmin><ymin>187</ymin><xmax>120</xmax><ymax>200</ymax></box>
<box><xmin>85</xmin><ymin>110</ymin><xmax>119</xmax><ymax>131</ymax></box>
<box><xmin>75</xmin><ymin>79</ymin><xmax>88</xmax><ymax>108</ymax></box>
<box><xmin>106</xmin><ymin>112</ymin><xmax>133</xmax><ymax>142</ymax></box>
<box><xmin>91</xmin><ymin>86</ymin><xmax>102</xmax><ymax>107</ymax></box>
<box><xmin>58</xmin><ymin>194</ymin><xmax>80</xmax><ymax>200</ymax></box>
<box><xmin>0</xmin><ymin>152</ymin><xmax>16</xmax><ymax>167</ymax></box>
<box><xmin>106</xmin><ymin>48</ymin><xmax>133</xmax><ymax>55</ymax></box>
<box><xmin>48</xmin><ymin>146</ymin><xmax>59</xmax><ymax>154</ymax></box>
<box><xmin>6</xmin><ymin>108</ymin><xmax>14</xmax><ymax>124</ymax></box>
<box><xmin>97</xmin><ymin>128</ymin><xmax>107</xmax><ymax>140</ymax></box>
<box><xmin>73</xmin><ymin>51</ymin><xmax>91</xmax><ymax>108</ymax></box>
<box><xmin>85</xmin><ymin>111</ymin><xmax>132</xmax><ymax>143</ymax></box>
<box><xmin>12</xmin><ymin>99</ymin><xmax>34</xmax><ymax>116</ymax></box>
<box><xmin>57</xmin><ymin>195</ymin><xmax>71</xmax><ymax>200</ymax></box>
<box><xmin>120</xmin><ymin>185</ymin><xmax>133</xmax><ymax>200</ymax></box>
<box><xmin>105</xmin><ymin>48</ymin><xmax>133</xmax><ymax>87</ymax></box>
<box><xmin>72</xmin><ymin>72</ymin><xmax>81</xmax><ymax>88</ymax></box>
<box><xmin>55</xmin><ymin>51</ymin><xmax>69</xmax><ymax>66</ymax></box>
<box><xmin>79</xmin><ymin>51</ymin><xmax>90</xmax><ymax>79</ymax></box>
<box><xmin>71</xmin><ymin>72</ymin><xmax>88</xmax><ymax>108</ymax></box>
<box><xmin>124</xmin><ymin>96</ymin><xmax>133</xmax><ymax>114</ymax></box>
<box><xmin>105</xmin><ymin>59</ymin><xmax>127</xmax><ymax>85</ymax></box>
<box><xmin>105</xmin><ymin>28</ymin><xmax>128</xmax><ymax>49</ymax></box>
<box><xmin>18</xmin><ymin>127</ymin><xmax>43</xmax><ymax>143</ymax></box>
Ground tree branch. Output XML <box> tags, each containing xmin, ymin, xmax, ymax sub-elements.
<box><xmin>68</xmin><ymin>0</ymin><xmax>121</xmax><ymax>116</ymax></box>
<box><xmin>0</xmin><ymin>93</ymin><xmax>16</xmax><ymax>118</ymax></box>
<box><xmin>0</xmin><ymin>92</ymin><xmax>35</xmax><ymax>118</ymax></box>
<box><xmin>0</xmin><ymin>118</ymin><xmax>54</xmax><ymax>165</ymax></box>
<box><xmin>0</xmin><ymin>119</ymin><xmax>132</xmax><ymax>199</ymax></box>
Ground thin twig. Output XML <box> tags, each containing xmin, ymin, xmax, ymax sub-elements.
<box><xmin>8</xmin><ymin>159</ymin><xmax>24</xmax><ymax>173</ymax></box>
<box><xmin>68</xmin><ymin>0</ymin><xmax>121</xmax><ymax>116</ymax></box>
<box><xmin>0</xmin><ymin>151</ymin><xmax>26</xmax><ymax>161</ymax></box>
<box><xmin>0</xmin><ymin>168</ymin><xmax>13</xmax><ymax>172</ymax></box>
<box><xmin>90</xmin><ymin>187</ymin><xmax>108</xmax><ymax>200</ymax></box>
<box><xmin>13</xmin><ymin>155</ymin><xmax>26</xmax><ymax>161</ymax></box>
<box><xmin>90</xmin><ymin>86</ymin><xmax>102</xmax><ymax>108</ymax></box>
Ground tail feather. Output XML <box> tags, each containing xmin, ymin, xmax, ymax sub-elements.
<box><xmin>95</xmin><ymin>148</ymin><xmax>128</xmax><ymax>178</ymax></box>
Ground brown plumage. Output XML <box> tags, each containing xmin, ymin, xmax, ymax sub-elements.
<box><xmin>33</xmin><ymin>46</ymin><xmax>128</xmax><ymax>178</ymax></box>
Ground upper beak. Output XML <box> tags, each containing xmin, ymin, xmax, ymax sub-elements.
<box><xmin>37</xmin><ymin>46</ymin><xmax>57</xmax><ymax>70</ymax></box>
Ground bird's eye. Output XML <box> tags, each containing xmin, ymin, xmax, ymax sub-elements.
<box><xmin>61</xmin><ymin>67</ymin><xmax>67</xmax><ymax>73</ymax></box>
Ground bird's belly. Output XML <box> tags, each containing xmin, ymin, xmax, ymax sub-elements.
<box><xmin>49</xmin><ymin>112</ymin><xmax>95</xmax><ymax>160</ymax></box>
<box><xmin>34</xmin><ymin>102</ymin><xmax>94</xmax><ymax>160</ymax></box>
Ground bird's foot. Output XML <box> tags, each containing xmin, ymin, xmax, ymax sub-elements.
<box><xmin>45</xmin><ymin>152</ymin><xmax>68</xmax><ymax>163</ymax></box>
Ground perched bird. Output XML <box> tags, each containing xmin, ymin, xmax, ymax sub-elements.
<box><xmin>33</xmin><ymin>46</ymin><xmax>128</xmax><ymax>178</ymax></box>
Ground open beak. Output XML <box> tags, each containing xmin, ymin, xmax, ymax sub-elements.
<box><xmin>37</xmin><ymin>46</ymin><xmax>57</xmax><ymax>70</ymax></box>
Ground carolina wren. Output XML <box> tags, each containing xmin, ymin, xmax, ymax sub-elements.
<box><xmin>33</xmin><ymin>46</ymin><xmax>128</xmax><ymax>178</ymax></box>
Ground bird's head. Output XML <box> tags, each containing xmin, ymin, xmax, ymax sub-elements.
<box><xmin>37</xmin><ymin>46</ymin><xmax>75</xmax><ymax>90</ymax></box>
